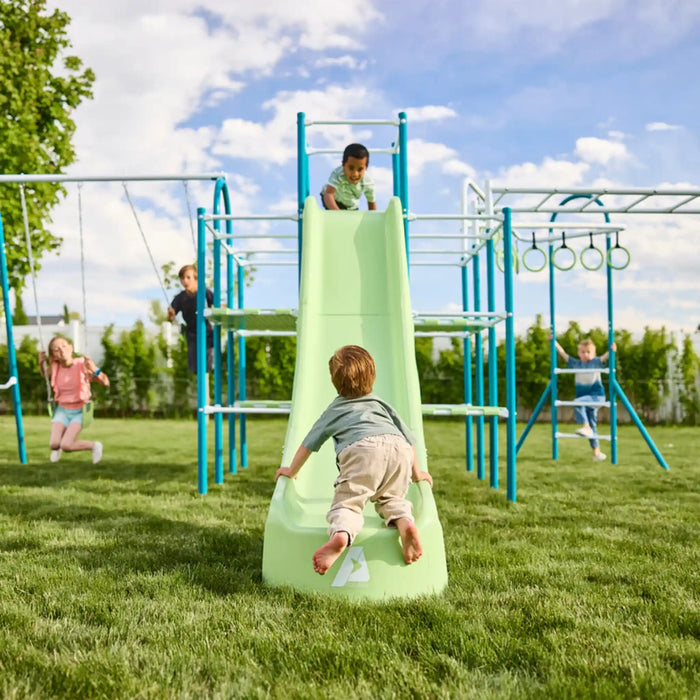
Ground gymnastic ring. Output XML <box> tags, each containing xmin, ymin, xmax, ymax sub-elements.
<box><xmin>522</xmin><ymin>232</ymin><xmax>547</xmax><ymax>272</ymax></box>
<box><xmin>607</xmin><ymin>244</ymin><xmax>631</xmax><ymax>270</ymax></box>
<box><xmin>551</xmin><ymin>236</ymin><xmax>577</xmax><ymax>271</ymax></box>
<box><xmin>580</xmin><ymin>235</ymin><xmax>605</xmax><ymax>271</ymax></box>
<box><xmin>496</xmin><ymin>245</ymin><xmax>520</xmax><ymax>274</ymax></box>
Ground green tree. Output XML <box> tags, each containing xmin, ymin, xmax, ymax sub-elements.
<box><xmin>0</xmin><ymin>0</ymin><xmax>95</xmax><ymax>299</ymax></box>
<box><xmin>12</xmin><ymin>292</ymin><xmax>29</xmax><ymax>325</ymax></box>
<box><xmin>677</xmin><ymin>334</ymin><xmax>700</xmax><ymax>425</ymax></box>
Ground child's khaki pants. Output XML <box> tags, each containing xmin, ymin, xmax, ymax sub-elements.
<box><xmin>327</xmin><ymin>434</ymin><xmax>414</xmax><ymax>544</ymax></box>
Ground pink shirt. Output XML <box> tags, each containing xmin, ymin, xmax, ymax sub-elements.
<box><xmin>51</xmin><ymin>358</ymin><xmax>92</xmax><ymax>409</ymax></box>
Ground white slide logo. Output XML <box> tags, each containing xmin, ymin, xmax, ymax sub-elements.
<box><xmin>331</xmin><ymin>546</ymin><xmax>370</xmax><ymax>587</ymax></box>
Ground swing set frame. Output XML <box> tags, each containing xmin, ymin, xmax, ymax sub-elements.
<box><xmin>0</xmin><ymin>172</ymin><xmax>224</xmax><ymax>463</ymax></box>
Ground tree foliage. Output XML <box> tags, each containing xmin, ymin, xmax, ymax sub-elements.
<box><xmin>0</xmin><ymin>0</ymin><xmax>94</xmax><ymax>291</ymax></box>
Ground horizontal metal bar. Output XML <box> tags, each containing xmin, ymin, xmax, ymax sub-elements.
<box><xmin>409</xmin><ymin>213</ymin><xmax>503</xmax><ymax>222</ymax></box>
<box><xmin>307</xmin><ymin>148</ymin><xmax>396</xmax><ymax>156</ymax></box>
<box><xmin>202</xmin><ymin>406</ymin><xmax>291</xmax><ymax>415</ymax></box>
<box><xmin>511</xmin><ymin>222</ymin><xmax>625</xmax><ymax>231</ymax></box>
<box><xmin>0</xmin><ymin>173</ymin><xmax>225</xmax><ymax>183</ymax></box>
<box><xmin>206</xmin><ymin>214</ymin><xmax>298</xmax><ymax>222</ymax></box>
<box><xmin>507</xmin><ymin>207</ymin><xmax>700</xmax><ymax>215</ymax></box>
<box><xmin>234</xmin><ymin>330</ymin><xmax>297</xmax><ymax>338</ymax></box>
<box><xmin>556</xmin><ymin>431</ymin><xmax>611</xmax><ymax>440</ymax></box>
<box><xmin>492</xmin><ymin>186</ymin><xmax>700</xmax><ymax>196</ymax></box>
<box><xmin>555</xmin><ymin>400</ymin><xmax>611</xmax><ymax>407</ymax></box>
<box><xmin>306</xmin><ymin>119</ymin><xmax>399</xmax><ymax>126</ymax></box>
<box><xmin>0</xmin><ymin>376</ymin><xmax>17</xmax><ymax>390</ymax></box>
<box><xmin>554</xmin><ymin>367</ymin><xmax>610</xmax><ymax>374</ymax></box>
<box><xmin>415</xmin><ymin>311</ymin><xmax>506</xmax><ymax>318</ymax></box>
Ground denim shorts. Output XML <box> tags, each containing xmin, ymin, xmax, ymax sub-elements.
<box><xmin>52</xmin><ymin>406</ymin><xmax>83</xmax><ymax>426</ymax></box>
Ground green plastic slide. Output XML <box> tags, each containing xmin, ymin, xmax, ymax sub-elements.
<box><xmin>262</xmin><ymin>197</ymin><xmax>448</xmax><ymax>600</ymax></box>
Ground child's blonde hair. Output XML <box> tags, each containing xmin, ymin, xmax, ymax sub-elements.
<box><xmin>178</xmin><ymin>264</ymin><xmax>197</xmax><ymax>280</ymax></box>
<box><xmin>329</xmin><ymin>345</ymin><xmax>375</xmax><ymax>399</ymax></box>
<box><xmin>48</xmin><ymin>335</ymin><xmax>71</xmax><ymax>357</ymax></box>
<box><xmin>578</xmin><ymin>338</ymin><xmax>596</xmax><ymax>351</ymax></box>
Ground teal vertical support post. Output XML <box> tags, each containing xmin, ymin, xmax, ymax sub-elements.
<box><xmin>237</xmin><ymin>259</ymin><xmax>247</xmax><ymax>468</ymax></box>
<box><xmin>391</xmin><ymin>144</ymin><xmax>400</xmax><ymax>198</ymax></box>
<box><xmin>502</xmin><ymin>208</ymin><xmax>517</xmax><ymax>502</ymax></box>
<box><xmin>461</xmin><ymin>262</ymin><xmax>473</xmax><ymax>471</ymax></box>
<box><xmin>297</xmin><ymin>112</ymin><xmax>309</xmax><ymax>278</ymax></box>
<box><xmin>472</xmin><ymin>250</ymin><xmax>485</xmax><ymax>480</ymax></box>
<box><xmin>226</xmin><ymin>209</ymin><xmax>236</xmax><ymax>474</ymax></box>
<box><xmin>485</xmin><ymin>233</ymin><xmax>498</xmax><ymax>489</ymax></box>
<box><xmin>606</xmin><ymin>232</ymin><xmax>618</xmax><ymax>464</ymax></box>
<box><xmin>548</xmin><ymin>226</ymin><xmax>558</xmax><ymax>460</ymax></box>
<box><xmin>211</xmin><ymin>183</ymin><xmax>224</xmax><ymax>484</ymax></box>
<box><xmin>398</xmin><ymin>112</ymin><xmax>409</xmax><ymax>264</ymax></box>
<box><xmin>0</xmin><ymin>210</ymin><xmax>26</xmax><ymax>463</ymax></box>
<box><xmin>196</xmin><ymin>207</ymin><xmax>208</xmax><ymax>494</ymax></box>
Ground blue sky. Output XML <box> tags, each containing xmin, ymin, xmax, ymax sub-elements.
<box><xmin>32</xmin><ymin>0</ymin><xmax>700</xmax><ymax>341</ymax></box>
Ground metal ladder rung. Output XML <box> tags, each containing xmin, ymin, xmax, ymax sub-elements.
<box><xmin>555</xmin><ymin>431</ymin><xmax>611</xmax><ymax>441</ymax></box>
<box><xmin>555</xmin><ymin>400</ymin><xmax>610</xmax><ymax>408</ymax></box>
<box><xmin>554</xmin><ymin>367</ymin><xmax>609</xmax><ymax>374</ymax></box>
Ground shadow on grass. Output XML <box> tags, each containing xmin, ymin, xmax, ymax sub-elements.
<box><xmin>0</xmin><ymin>490</ymin><xmax>266</xmax><ymax>595</ymax></box>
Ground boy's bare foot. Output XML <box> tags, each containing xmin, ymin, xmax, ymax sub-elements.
<box><xmin>396</xmin><ymin>519</ymin><xmax>423</xmax><ymax>564</ymax></box>
<box><xmin>313</xmin><ymin>532</ymin><xmax>348</xmax><ymax>575</ymax></box>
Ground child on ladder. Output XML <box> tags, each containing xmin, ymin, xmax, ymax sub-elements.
<box><xmin>552</xmin><ymin>336</ymin><xmax>616</xmax><ymax>461</ymax></box>
<box><xmin>39</xmin><ymin>336</ymin><xmax>110</xmax><ymax>464</ymax></box>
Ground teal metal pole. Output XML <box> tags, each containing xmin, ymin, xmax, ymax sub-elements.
<box><xmin>0</xmin><ymin>209</ymin><xmax>26</xmax><ymax>463</ymax></box>
<box><xmin>472</xmin><ymin>250</ymin><xmax>485</xmax><ymax>480</ymax></box>
<box><xmin>517</xmin><ymin>384</ymin><xmax>551</xmax><ymax>452</ymax></box>
<box><xmin>391</xmin><ymin>144</ymin><xmax>399</xmax><ymax>198</ymax></box>
<box><xmin>398</xmin><ymin>112</ymin><xmax>409</xmax><ymax>265</ymax></box>
<box><xmin>237</xmin><ymin>258</ymin><xmax>247</xmax><ymax>468</ymax></box>
<box><xmin>503</xmin><ymin>208</ymin><xmax>517</xmax><ymax>501</ymax></box>
<box><xmin>613</xmin><ymin>379</ymin><xmax>669</xmax><ymax>469</ymax></box>
<box><xmin>548</xmin><ymin>231</ymin><xmax>558</xmax><ymax>459</ymax></box>
<box><xmin>606</xmin><ymin>232</ymin><xmax>618</xmax><ymax>464</ymax></box>
<box><xmin>211</xmin><ymin>181</ymin><xmax>225</xmax><ymax>483</ymax></box>
<box><xmin>461</xmin><ymin>262</ymin><xmax>473</xmax><ymax>471</ymax></box>
<box><xmin>196</xmin><ymin>206</ymin><xmax>207</xmax><ymax>494</ymax></box>
<box><xmin>226</xmin><ymin>226</ymin><xmax>236</xmax><ymax>474</ymax></box>
<box><xmin>486</xmin><ymin>234</ymin><xmax>498</xmax><ymax>489</ymax></box>
<box><xmin>297</xmin><ymin>112</ymin><xmax>308</xmax><ymax>278</ymax></box>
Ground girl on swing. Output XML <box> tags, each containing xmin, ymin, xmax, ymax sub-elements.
<box><xmin>38</xmin><ymin>336</ymin><xmax>110</xmax><ymax>464</ymax></box>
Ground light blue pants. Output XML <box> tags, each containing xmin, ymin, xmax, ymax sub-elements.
<box><xmin>574</xmin><ymin>394</ymin><xmax>605</xmax><ymax>448</ymax></box>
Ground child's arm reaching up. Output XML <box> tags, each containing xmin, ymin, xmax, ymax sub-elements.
<box><xmin>599</xmin><ymin>342</ymin><xmax>617</xmax><ymax>364</ymax></box>
<box><xmin>549</xmin><ymin>334</ymin><xmax>569</xmax><ymax>362</ymax></box>
<box><xmin>275</xmin><ymin>445</ymin><xmax>311</xmax><ymax>480</ymax></box>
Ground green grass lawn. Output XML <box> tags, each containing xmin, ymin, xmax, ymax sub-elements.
<box><xmin>0</xmin><ymin>416</ymin><xmax>698</xmax><ymax>699</ymax></box>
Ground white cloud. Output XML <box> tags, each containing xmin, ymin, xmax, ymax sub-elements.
<box><xmin>645</xmin><ymin>122</ymin><xmax>682</xmax><ymax>132</ymax></box>
<box><xmin>403</xmin><ymin>106</ymin><xmax>457</xmax><ymax>123</ymax></box>
<box><xmin>575</xmin><ymin>137</ymin><xmax>630</xmax><ymax>165</ymax></box>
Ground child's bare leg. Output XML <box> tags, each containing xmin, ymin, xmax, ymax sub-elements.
<box><xmin>49</xmin><ymin>422</ymin><xmax>66</xmax><ymax>450</ymax></box>
<box><xmin>395</xmin><ymin>517</ymin><xmax>422</xmax><ymax>564</ymax></box>
<box><xmin>313</xmin><ymin>532</ymin><xmax>349</xmax><ymax>575</ymax></box>
<box><xmin>60</xmin><ymin>422</ymin><xmax>94</xmax><ymax>452</ymax></box>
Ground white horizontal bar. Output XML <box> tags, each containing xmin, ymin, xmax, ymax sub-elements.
<box><xmin>0</xmin><ymin>376</ymin><xmax>17</xmax><ymax>390</ymax></box>
<box><xmin>493</xmin><ymin>186</ymin><xmax>700</xmax><ymax>196</ymax></box>
<box><xmin>0</xmin><ymin>173</ymin><xmax>224</xmax><ymax>183</ymax></box>
<box><xmin>556</xmin><ymin>431</ymin><xmax>611</xmax><ymax>440</ymax></box>
<box><xmin>306</xmin><ymin>119</ymin><xmax>399</xmax><ymax>126</ymax></box>
<box><xmin>555</xmin><ymin>400</ymin><xmax>611</xmax><ymax>407</ymax></box>
<box><xmin>512</xmin><ymin>222</ymin><xmax>625</xmax><ymax>231</ymax></box>
<box><xmin>206</xmin><ymin>214</ymin><xmax>298</xmax><ymax>222</ymax></box>
<box><xmin>307</xmin><ymin>148</ymin><xmax>396</xmax><ymax>156</ymax></box>
<box><xmin>202</xmin><ymin>406</ymin><xmax>291</xmax><ymax>415</ymax></box>
<box><xmin>554</xmin><ymin>367</ymin><xmax>610</xmax><ymax>374</ymax></box>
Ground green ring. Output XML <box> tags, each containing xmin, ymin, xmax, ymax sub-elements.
<box><xmin>522</xmin><ymin>246</ymin><xmax>547</xmax><ymax>272</ymax></box>
<box><xmin>580</xmin><ymin>246</ymin><xmax>605</xmax><ymax>271</ymax></box>
<box><xmin>495</xmin><ymin>246</ymin><xmax>520</xmax><ymax>274</ymax></box>
<box><xmin>552</xmin><ymin>246</ymin><xmax>576</xmax><ymax>271</ymax></box>
<box><xmin>607</xmin><ymin>245</ymin><xmax>631</xmax><ymax>270</ymax></box>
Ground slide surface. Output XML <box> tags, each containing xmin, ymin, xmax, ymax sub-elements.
<box><xmin>262</xmin><ymin>197</ymin><xmax>448</xmax><ymax>600</ymax></box>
